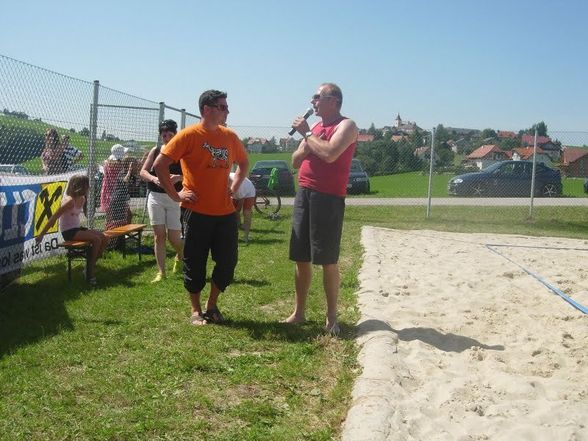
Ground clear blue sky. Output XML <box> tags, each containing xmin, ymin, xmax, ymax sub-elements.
<box><xmin>2</xmin><ymin>0</ymin><xmax>587</xmax><ymax>133</ymax></box>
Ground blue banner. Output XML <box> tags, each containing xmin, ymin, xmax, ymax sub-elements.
<box><xmin>0</xmin><ymin>179</ymin><xmax>68</xmax><ymax>275</ymax></box>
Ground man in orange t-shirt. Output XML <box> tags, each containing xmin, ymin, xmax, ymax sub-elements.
<box><xmin>154</xmin><ymin>90</ymin><xmax>249</xmax><ymax>326</ymax></box>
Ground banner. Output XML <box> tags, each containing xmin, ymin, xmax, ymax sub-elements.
<box><xmin>0</xmin><ymin>173</ymin><xmax>74</xmax><ymax>276</ymax></box>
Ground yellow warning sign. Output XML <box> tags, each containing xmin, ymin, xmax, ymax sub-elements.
<box><xmin>34</xmin><ymin>181</ymin><xmax>66</xmax><ymax>236</ymax></box>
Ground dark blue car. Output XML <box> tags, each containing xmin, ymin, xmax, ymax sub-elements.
<box><xmin>347</xmin><ymin>159</ymin><xmax>370</xmax><ymax>194</ymax></box>
<box><xmin>448</xmin><ymin>160</ymin><xmax>562</xmax><ymax>197</ymax></box>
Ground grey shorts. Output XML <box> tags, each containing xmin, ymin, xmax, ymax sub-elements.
<box><xmin>289</xmin><ymin>187</ymin><xmax>345</xmax><ymax>265</ymax></box>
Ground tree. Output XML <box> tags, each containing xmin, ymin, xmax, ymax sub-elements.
<box><xmin>434</xmin><ymin>124</ymin><xmax>450</xmax><ymax>146</ymax></box>
<box><xmin>521</xmin><ymin>121</ymin><xmax>548</xmax><ymax>137</ymax></box>
<box><xmin>498</xmin><ymin>137</ymin><xmax>519</xmax><ymax>150</ymax></box>
<box><xmin>532</xmin><ymin>121</ymin><xmax>548</xmax><ymax>137</ymax></box>
<box><xmin>480</xmin><ymin>128</ymin><xmax>497</xmax><ymax>140</ymax></box>
<box><xmin>355</xmin><ymin>140</ymin><xmax>399</xmax><ymax>175</ymax></box>
<box><xmin>80</xmin><ymin>127</ymin><xmax>90</xmax><ymax>137</ymax></box>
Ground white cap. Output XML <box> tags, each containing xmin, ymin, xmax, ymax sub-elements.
<box><xmin>108</xmin><ymin>144</ymin><xmax>128</xmax><ymax>161</ymax></box>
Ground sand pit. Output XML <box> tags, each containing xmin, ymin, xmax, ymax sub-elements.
<box><xmin>343</xmin><ymin>227</ymin><xmax>588</xmax><ymax>441</ymax></box>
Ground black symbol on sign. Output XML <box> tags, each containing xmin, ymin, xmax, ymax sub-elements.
<box><xmin>35</xmin><ymin>186</ymin><xmax>63</xmax><ymax>231</ymax></box>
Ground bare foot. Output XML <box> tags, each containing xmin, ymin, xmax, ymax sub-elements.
<box><xmin>190</xmin><ymin>313</ymin><xmax>207</xmax><ymax>326</ymax></box>
<box><xmin>281</xmin><ymin>313</ymin><xmax>306</xmax><ymax>324</ymax></box>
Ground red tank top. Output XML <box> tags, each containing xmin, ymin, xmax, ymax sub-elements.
<box><xmin>298</xmin><ymin>117</ymin><xmax>356</xmax><ymax>196</ymax></box>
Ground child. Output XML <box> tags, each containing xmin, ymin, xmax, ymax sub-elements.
<box><xmin>36</xmin><ymin>174</ymin><xmax>108</xmax><ymax>285</ymax></box>
<box><xmin>229</xmin><ymin>172</ymin><xmax>256</xmax><ymax>243</ymax></box>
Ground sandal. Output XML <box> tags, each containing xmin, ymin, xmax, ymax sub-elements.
<box><xmin>203</xmin><ymin>307</ymin><xmax>225</xmax><ymax>324</ymax></box>
<box><xmin>190</xmin><ymin>313</ymin><xmax>207</xmax><ymax>326</ymax></box>
<box><xmin>325</xmin><ymin>322</ymin><xmax>341</xmax><ymax>337</ymax></box>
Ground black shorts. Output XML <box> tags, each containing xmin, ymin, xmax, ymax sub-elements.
<box><xmin>182</xmin><ymin>210</ymin><xmax>238</xmax><ymax>294</ymax></box>
<box><xmin>61</xmin><ymin>227</ymin><xmax>87</xmax><ymax>241</ymax></box>
<box><xmin>289</xmin><ymin>187</ymin><xmax>345</xmax><ymax>265</ymax></box>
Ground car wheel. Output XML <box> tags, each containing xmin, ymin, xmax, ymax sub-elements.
<box><xmin>541</xmin><ymin>183</ymin><xmax>559</xmax><ymax>198</ymax></box>
<box><xmin>471</xmin><ymin>182</ymin><xmax>485</xmax><ymax>197</ymax></box>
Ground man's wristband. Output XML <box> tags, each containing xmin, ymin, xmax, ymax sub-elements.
<box><xmin>304</xmin><ymin>131</ymin><xmax>313</xmax><ymax>140</ymax></box>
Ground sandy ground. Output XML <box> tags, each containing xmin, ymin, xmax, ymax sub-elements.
<box><xmin>342</xmin><ymin>227</ymin><xmax>588</xmax><ymax>441</ymax></box>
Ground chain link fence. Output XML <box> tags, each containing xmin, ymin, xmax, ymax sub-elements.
<box><xmin>0</xmin><ymin>54</ymin><xmax>199</xmax><ymax>285</ymax></box>
<box><xmin>1</xmin><ymin>53</ymin><xmax>587</xmax><ymax>286</ymax></box>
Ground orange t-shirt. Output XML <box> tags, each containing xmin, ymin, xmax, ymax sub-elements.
<box><xmin>161</xmin><ymin>123</ymin><xmax>248</xmax><ymax>216</ymax></box>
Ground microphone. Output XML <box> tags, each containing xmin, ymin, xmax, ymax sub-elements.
<box><xmin>288</xmin><ymin>108</ymin><xmax>314</xmax><ymax>136</ymax></box>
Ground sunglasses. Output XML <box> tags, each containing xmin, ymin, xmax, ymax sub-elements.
<box><xmin>209</xmin><ymin>104</ymin><xmax>229</xmax><ymax>111</ymax></box>
<box><xmin>311</xmin><ymin>94</ymin><xmax>334</xmax><ymax>101</ymax></box>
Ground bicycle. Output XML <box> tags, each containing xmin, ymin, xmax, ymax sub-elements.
<box><xmin>254</xmin><ymin>188</ymin><xmax>281</xmax><ymax>218</ymax></box>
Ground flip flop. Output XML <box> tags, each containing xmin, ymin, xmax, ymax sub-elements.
<box><xmin>325</xmin><ymin>322</ymin><xmax>341</xmax><ymax>337</ymax></box>
<box><xmin>203</xmin><ymin>307</ymin><xmax>225</xmax><ymax>324</ymax></box>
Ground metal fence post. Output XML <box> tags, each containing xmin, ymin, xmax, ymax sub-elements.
<box><xmin>529</xmin><ymin>129</ymin><xmax>538</xmax><ymax>219</ymax></box>
<box><xmin>181</xmin><ymin>109</ymin><xmax>186</xmax><ymax>129</ymax></box>
<box><xmin>158</xmin><ymin>102</ymin><xmax>165</xmax><ymax>148</ymax></box>
<box><xmin>88</xmin><ymin>80</ymin><xmax>100</xmax><ymax>229</ymax></box>
<box><xmin>426</xmin><ymin>127</ymin><xmax>436</xmax><ymax>218</ymax></box>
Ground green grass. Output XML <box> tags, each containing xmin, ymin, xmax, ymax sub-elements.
<box><xmin>0</xmin><ymin>114</ymin><xmax>153</xmax><ymax>174</ymax></box>
<box><xmin>248</xmin><ymin>152</ymin><xmax>293</xmax><ymax>166</ymax></box>
<box><xmin>368</xmin><ymin>172</ymin><xmax>587</xmax><ymax>198</ymax></box>
<box><xmin>0</xmin><ymin>212</ymin><xmax>360</xmax><ymax>441</ymax></box>
<box><xmin>2</xmin><ymin>205</ymin><xmax>587</xmax><ymax>440</ymax></box>
<box><xmin>244</xmin><ymin>153</ymin><xmax>588</xmax><ymax>198</ymax></box>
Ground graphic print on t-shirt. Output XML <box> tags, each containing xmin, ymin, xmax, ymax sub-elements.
<box><xmin>202</xmin><ymin>142</ymin><xmax>229</xmax><ymax>169</ymax></box>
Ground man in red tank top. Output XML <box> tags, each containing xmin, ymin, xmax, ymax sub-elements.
<box><xmin>284</xmin><ymin>83</ymin><xmax>358</xmax><ymax>336</ymax></box>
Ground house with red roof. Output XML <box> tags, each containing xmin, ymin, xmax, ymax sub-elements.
<box><xmin>511</xmin><ymin>147</ymin><xmax>552</xmax><ymax>166</ymax></box>
<box><xmin>465</xmin><ymin>144</ymin><xmax>509</xmax><ymax>169</ymax></box>
<box><xmin>521</xmin><ymin>134</ymin><xmax>561</xmax><ymax>160</ymax></box>
<box><xmin>413</xmin><ymin>146</ymin><xmax>439</xmax><ymax>163</ymax></box>
<box><xmin>497</xmin><ymin>131</ymin><xmax>517</xmax><ymax>139</ymax></box>
<box><xmin>560</xmin><ymin>147</ymin><xmax>588</xmax><ymax>177</ymax></box>
<box><xmin>357</xmin><ymin>134</ymin><xmax>375</xmax><ymax>143</ymax></box>
<box><xmin>391</xmin><ymin>134</ymin><xmax>407</xmax><ymax>142</ymax></box>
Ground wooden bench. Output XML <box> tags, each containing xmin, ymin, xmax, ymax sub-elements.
<box><xmin>58</xmin><ymin>223</ymin><xmax>147</xmax><ymax>282</ymax></box>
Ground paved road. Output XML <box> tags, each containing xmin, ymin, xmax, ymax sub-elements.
<box><xmin>279</xmin><ymin>197</ymin><xmax>588</xmax><ymax>206</ymax></box>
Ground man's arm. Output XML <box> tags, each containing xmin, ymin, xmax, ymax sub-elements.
<box><xmin>153</xmin><ymin>153</ymin><xmax>196</xmax><ymax>203</ymax></box>
<box><xmin>304</xmin><ymin>119</ymin><xmax>358</xmax><ymax>163</ymax></box>
<box><xmin>292</xmin><ymin>140</ymin><xmax>310</xmax><ymax>169</ymax></box>
<box><xmin>36</xmin><ymin>198</ymin><xmax>72</xmax><ymax>243</ymax></box>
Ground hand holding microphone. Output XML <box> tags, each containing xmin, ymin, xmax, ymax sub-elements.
<box><xmin>289</xmin><ymin>108</ymin><xmax>314</xmax><ymax>136</ymax></box>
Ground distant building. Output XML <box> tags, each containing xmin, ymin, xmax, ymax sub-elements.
<box><xmin>357</xmin><ymin>134</ymin><xmax>375</xmax><ymax>143</ymax></box>
<box><xmin>247</xmin><ymin>138</ymin><xmax>268</xmax><ymax>153</ymax></box>
<box><xmin>391</xmin><ymin>134</ymin><xmax>407</xmax><ymax>142</ymax></box>
<box><xmin>465</xmin><ymin>144</ymin><xmax>509</xmax><ymax>169</ymax></box>
<box><xmin>560</xmin><ymin>147</ymin><xmax>588</xmax><ymax>177</ymax></box>
<box><xmin>392</xmin><ymin>114</ymin><xmax>420</xmax><ymax>135</ymax></box>
<box><xmin>414</xmin><ymin>146</ymin><xmax>439</xmax><ymax>163</ymax></box>
<box><xmin>511</xmin><ymin>147</ymin><xmax>552</xmax><ymax>166</ymax></box>
<box><xmin>497</xmin><ymin>130</ymin><xmax>517</xmax><ymax>139</ymax></box>
<box><xmin>521</xmin><ymin>134</ymin><xmax>561</xmax><ymax>160</ymax></box>
<box><xmin>279</xmin><ymin>137</ymin><xmax>299</xmax><ymax>151</ymax></box>
<box><xmin>521</xmin><ymin>134</ymin><xmax>551</xmax><ymax>146</ymax></box>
